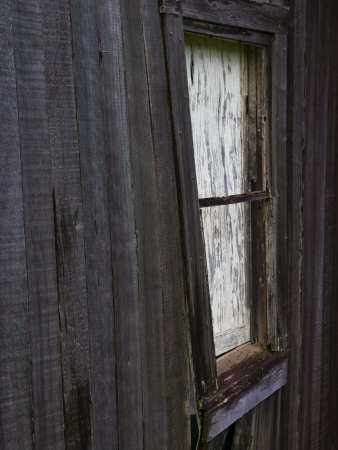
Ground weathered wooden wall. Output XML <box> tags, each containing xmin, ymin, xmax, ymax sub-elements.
<box><xmin>1</xmin><ymin>0</ymin><xmax>338</xmax><ymax>449</ymax></box>
<box><xmin>0</xmin><ymin>0</ymin><xmax>189</xmax><ymax>448</ymax></box>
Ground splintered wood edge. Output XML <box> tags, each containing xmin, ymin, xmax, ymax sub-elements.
<box><xmin>199</xmin><ymin>343</ymin><xmax>288</xmax><ymax>443</ymax></box>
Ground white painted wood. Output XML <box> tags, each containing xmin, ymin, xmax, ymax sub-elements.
<box><xmin>185</xmin><ymin>34</ymin><xmax>251</xmax><ymax>355</ymax></box>
<box><xmin>201</xmin><ymin>204</ymin><xmax>250</xmax><ymax>355</ymax></box>
<box><xmin>185</xmin><ymin>33</ymin><xmax>249</xmax><ymax>198</ymax></box>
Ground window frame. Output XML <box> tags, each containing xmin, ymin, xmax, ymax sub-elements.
<box><xmin>161</xmin><ymin>0</ymin><xmax>289</xmax><ymax>444</ymax></box>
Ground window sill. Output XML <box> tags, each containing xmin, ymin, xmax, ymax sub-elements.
<box><xmin>198</xmin><ymin>343</ymin><xmax>288</xmax><ymax>443</ymax></box>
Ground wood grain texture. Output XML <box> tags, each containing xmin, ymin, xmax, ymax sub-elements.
<box><xmin>161</xmin><ymin>0</ymin><xmax>290</xmax><ymax>34</ymax></box>
<box><xmin>230</xmin><ymin>390</ymin><xmax>282</xmax><ymax>450</ymax></box>
<box><xmin>200</xmin><ymin>344</ymin><xmax>287</xmax><ymax>442</ymax></box>
<box><xmin>69</xmin><ymin>0</ymin><xmax>122</xmax><ymax>447</ymax></box>
<box><xmin>96</xmin><ymin>1</ymin><xmax>144</xmax><ymax>448</ymax></box>
<box><xmin>12</xmin><ymin>0</ymin><xmax>65</xmax><ymax>447</ymax></box>
<box><xmin>140</xmin><ymin>0</ymin><xmax>190</xmax><ymax>446</ymax></box>
<box><xmin>42</xmin><ymin>1</ymin><xmax>92</xmax><ymax>447</ymax></box>
<box><xmin>199</xmin><ymin>191</ymin><xmax>270</xmax><ymax>207</ymax></box>
<box><xmin>0</xmin><ymin>2</ymin><xmax>32</xmax><ymax>447</ymax></box>
<box><xmin>199</xmin><ymin>429</ymin><xmax>228</xmax><ymax>449</ymax></box>
<box><xmin>299</xmin><ymin>0</ymin><xmax>328</xmax><ymax>447</ymax></box>
<box><xmin>164</xmin><ymin>13</ymin><xmax>217</xmax><ymax>397</ymax></box>
<box><xmin>201</xmin><ymin>204</ymin><xmax>250</xmax><ymax>355</ymax></box>
<box><xmin>185</xmin><ymin>33</ymin><xmax>251</xmax><ymax>353</ymax></box>
<box><xmin>185</xmin><ymin>34</ymin><xmax>249</xmax><ymax>198</ymax></box>
<box><xmin>279</xmin><ymin>1</ymin><xmax>305</xmax><ymax>448</ymax></box>
<box><xmin>267</xmin><ymin>33</ymin><xmax>288</xmax><ymax>351</ymax></box>
<box><xmin>320</xmin><ymin>2</ymin><xmax>338</xmax><ymax>448</ymax></box>
<box><xmin>119</xmin><ymin>1</ymin><xmax>168</xmax><ymax>448</ymax></box>
<box><xmin>183</xmin><ymin>20</ymin><xmax>272</xmax><ymax>46</ymax></box>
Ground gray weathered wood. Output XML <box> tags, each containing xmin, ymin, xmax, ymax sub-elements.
<box><xmin>199</xmin><ymin>429</ymin><xmax>228</xmax><ymax>449</ymax></box>
<box><xmin>267</xmin><ymin>33</ymin><xmax>288</xmax><ymax>350</ymax></box>
<box><xmin>119</xmin><ymin>1</ymin><xmax>168</xmax><ymax>447</ymax></box>
<box><xmin>42</xmin><ymin>1</ymin><xmax>92</xmax><ymax>447</ymax></box>
<box><xmin>319</xmin><ymin>2</ymin><xmax>338</xmax><ymax>449</ymax></box>
<box><xmin>161</xmin><ymin>0</ymin><xmax>290</xmax><ymax>34</ymax></box>
<box><xmin>96</xmin><ymin>1</ymin><xmax>145</xmax><ymax>448</ymax></box>
<box><xmin>12</xmin><ymin>0</ymin><xmax>65</xmax><ymax>447</ymax></box>
<box><xmin>164</xmin><ymin>13</ymin><xmax>218</xmax><ymax>397</ymax></box>
<box><xmin>140</xmin><ymin>0</ymin><xmax>190</xmax><ymax>446</ymax></box>
<box><xmin>231</xmin><ymin>390</ymin><xmax>282</xmax><ymax>450</ymax></box>
<box><xmin>0</xmin><ymin>2</ymin><xmax>32</xmax><ymax>448</ymax></box>
<box><xmin>183</xmin><ymin>20</ymin><xmax>272</xmax><ymax>46</ymax></box>
<box><xmin>299</xmin><ymin>0</ymin><xmax>329</xmax><ymax>447</ymax></box>
<box><xmin>279</xmin><ymin>1</ymin><xmax>304</xmax><ymax>448</ymax></box>
<box><xmin>249</xmin><ymin>43</ymin><xmax>270</xmax><ymax>347</ymax></box>
<box><xmin>69</xmin><ymin>0</ymin><xmax>122</xmax><ymax>447</ymax></box>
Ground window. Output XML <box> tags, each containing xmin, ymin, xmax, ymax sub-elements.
<box><xmin>185</xmin><ymin>33</ymin><xmax>269</xmax><ymax>357</ymax></box>
<box><xmin>162</xmin><ymin>0</ymin><xmax>289</xmax><ymax>444</ymax></box>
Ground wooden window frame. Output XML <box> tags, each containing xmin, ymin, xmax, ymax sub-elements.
<box><xmin>161</xmin><ymin>0</ymin><xmax>289</xmax><ymax>444</ymax></box>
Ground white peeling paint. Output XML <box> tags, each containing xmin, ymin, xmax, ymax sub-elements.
<box><xmin>185</xmin><ymin>34</ymin><xmax>251</xmax><ymax>355</ymax></box>
<box><xmin>185</xmin><ymin>34</ymin><xmax>249</xmax><ymax>198</ymax></box>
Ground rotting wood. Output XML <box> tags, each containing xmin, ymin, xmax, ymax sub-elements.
<box><xmin>199</xmin><ymin>343</ymin><xmax>288</xmax><ymax>442</ymax></box>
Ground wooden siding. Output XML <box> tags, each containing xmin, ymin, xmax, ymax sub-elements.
<box><xmin>0</xmin><ymin>0</ymin><xmax>190</xmax><ymax>448</ymax></box>
<box><xmin>0</xmin><ymin>0</ymin><xmax>337</xmax><ymax>449</ymax></box>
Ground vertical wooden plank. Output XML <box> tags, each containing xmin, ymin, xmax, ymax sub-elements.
<box><xmin>0</xmin><ymin>2</ymin><xmax>32</xmax><ymax>447</ymax></box>
<box><xmin>119</xmin><ymin>1</ymin><xmax>167</xmax><ymax>448</ymax></box>
<box><xmin>300</xmin><ymin>0</ymin><xmax>329</xmax><ymax>447</ymax></box>
<box><xmin>268</xmin><ymin>33</ymin><xmax>288</xmax><ymax>351</ymax></box>
<box><xmin>140</xmin><ymin>0</ymin><xmax>190</xmax><ymax>446</ymax></box>
<box><xmin>41</xmin><ymin>1</ymin><xmax>92</xmax><ymax>447</ymax></box>
<box><xmin>230</xmin><ymin>391</ymin><xmax>281</xmax><ymax>450</ymax></box>
<box><xmin>280</xmin><ymin>1</ymin><xmax>305</xmax><ymax>449</ymax></box>
<box><xmin>320</xmin><ymin>2</ymin><xmax>338</xmax><ymax>448</ymax></box>
<box><xmin>249</xmin><ymin>46</ymin><xmax>268</xmax><ymax>347</ymax></box>
<box><xmin>12</xmin><ymin>0</ymin><xmax>65</xmax><ymax>447</ymax></box>
<box><xmin>164</xmin><ymin>13</ymin><xmax>217</xmax><ymax>398</ymax></box>
<box><xmin>68</xmin><ymin>0</ymin><xmax>121</xmax><ymax>447</ymax></box>
<box><xmin>96</xmin><ymin>1</ymin><xmax>143</xmax><ymax>448</ymax></box>
<box><xmin>199</xmin><ymin>429</ymin><xmax>228</xmax><ymax>450</ymax></box>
